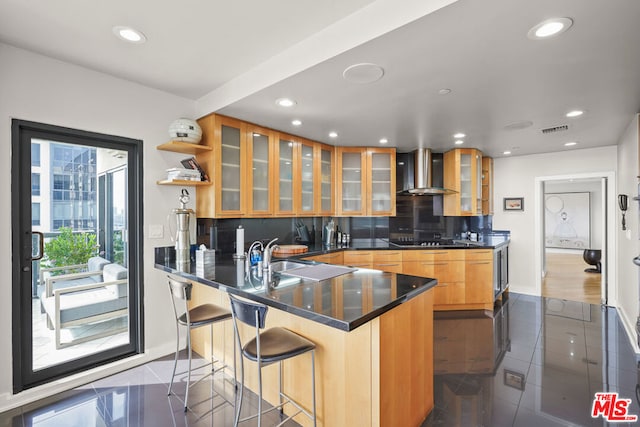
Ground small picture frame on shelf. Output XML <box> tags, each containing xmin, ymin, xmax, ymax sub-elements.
<box><xmin>503</xmin><ymin>197</ymin><xmax>524</xmax><ymax>211</ymax></box>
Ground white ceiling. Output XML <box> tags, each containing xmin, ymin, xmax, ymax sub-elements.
<box><xmin>2</xmin><ymin>0</ymin><xmax>639</xmax><ymax>157</ymax></box>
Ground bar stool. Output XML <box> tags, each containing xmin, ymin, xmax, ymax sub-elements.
<box><xmin>228</xmin><ymin>293</ymin><xmax>317</xmax><ymax>427</ymax></box>
<box><xmin>167</xmin><ymin>276</ymin><xmax>235</xmax><ymax>412</ymax></box>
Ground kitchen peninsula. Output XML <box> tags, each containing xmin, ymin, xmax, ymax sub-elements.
<box><xmin>155</xmin><ymin>247</ymin><xmax>437</xmax><ymax>427</ymax></box>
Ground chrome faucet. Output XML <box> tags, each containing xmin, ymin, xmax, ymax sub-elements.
<box><xmin>262</xmin><ymin>238</ymin><xmax>279</xmax><ymax>271</ymax></box>
<box><xmin>245</xmin><ymin>240</ymin><xmax>264</xmax><ymax>274</ymax></box>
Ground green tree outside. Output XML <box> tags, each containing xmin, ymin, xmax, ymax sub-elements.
<box><xmin>42</xmin><ymin>227</ymin><xmax>98</xmax><ymax>271</ymax></box>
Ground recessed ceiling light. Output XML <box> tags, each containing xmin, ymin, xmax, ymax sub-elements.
<box><xmin>112</xmin><ymin>26</ymin><xmax>146</xmax><ymax>43</ymax></box>
<box><xmin>503</xmin><ymin>151</ymin><xmax>512</xmax><ymax>155</ymax></box>
<box><xmin>329</xmin><ymin>132</ymin><xmax>338</xmax><ymax>138</ymax></box>
<box><xmin>275</xmin><ymin>98</ymin><xmax>296</xmax><ymax>108</ymax></box>
<box><xmin>564</xmin><ymin>141</ymin><xmax>578</xmax><ymax>146</ymax></box>
<box><xmin>379</xmin><ymin>138</ymin><xmax>388</xmax><ymax>144</ymax></box>
<box><xmin>453</xmin><ymin>133</ymin><xmax>466</xmax><ymax>138</ymax></box>
<box><xmin>566</xmin><ymin>110</ymin><xmax>584</xmax><ymax>118</ymax></box>
<box><xmin>527</xmin><ymin>17</ymin><xmax>573</xmax><ymax>40</ymax></box>
<box><xmin>438</xmin><ymin>88</ymin><xmax>452</xmax><ymax>95</ymax></box>
<box><xmin>291</xmin><ymin>119</ymin><xmax>302</xmax><ymax>126</ymax></box>
<box><xmin>343</xmin><ymin>63</ymin><xmax>385</xmax><ymax>84</ymax></box>
<box><xmin>454</xmin><ymin>140</ymin><xmax>464</xmax><ymax>145</ymax></box>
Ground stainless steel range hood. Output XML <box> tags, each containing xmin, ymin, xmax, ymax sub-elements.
<box><xmin>397</xmin><ymin>148</ymin><xmax>457</xmax><ymax>195</ymax></box>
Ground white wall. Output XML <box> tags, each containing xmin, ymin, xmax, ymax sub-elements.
<box><xmin>493</xmin><ymin>146</ymin><xmax>617</xmax><ymax>295</ymax></box>
<box><xmin>0</xmin><ymin>43</ymin><xmax>197</xmax><ymax>410</ymax></box>
<box><xmin>615</xmin><ymin>114</ymin><xmax>639</xmax><ymax>349</ymax></box>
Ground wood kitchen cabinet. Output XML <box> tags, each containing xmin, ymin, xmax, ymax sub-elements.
<box><xmin>196</xmin><ymin>114</ymin><xmax>247</xmax><ymax>217</ymax></box>
<box><xmin>481</xmin><ymin>156</ymin><xmax>493</xmax><ymax>215</ymax></box>
<box><xmin>273</xmin><ymin>135</ymin><xmax>334</xmax><ymax>216</ymax></box>
<box><xmin>443</xmin><ymin>148</ymin><xmax>483</xmax><ymax>216</ymax></box>
<box><xmin>302</xmin><ymin>251</ymin><xmax>344</xmax><ymax>265</ymax></box>
<box><xmin>372</xmin><ymin>250</ymin><xmax>403</xmax><ymax>273</ymax></box>
<box><xmin>195</xmin><ymin>114</ymin><xmax>334</xmax><ymax>218</ymax></box>
<box><xmin>464</xmin><ymin>250</ymin><xmax>494</xmax><ymax>309</ymax></box>
<box><xmin>343</xmin><ymin>250</ymin><xmax>373</xmax><ymax>268</ymax></box>
<box><xmin>246</xmin><ymin>124</ymin><xmax>274</xmax><ymax>216</ymax></box>
<box><xmin>336</xmin><ymin>147</ymin><xmax>396</xmax><ymax>216</ymax></box>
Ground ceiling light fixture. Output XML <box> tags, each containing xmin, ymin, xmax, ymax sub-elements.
<box><xmin>438</xmin><ymin>88</ymin><xmax>452</xmax><ymax>95</ymax></box>
<box><xmin>503</xmin><ymin>151</ymin><xmax>512</xmax><ymax>155</ymax></box>
<box><xmin>379</xmin><ymin>138</ymin><xmax>388</xmax><ymax>144</ymax></box>
<box><xmin>329</xmin><ymin>132</ymin><xmax>338</xmax><ymax>138</ymax></box>
<box><xmin>566</xmin><ymin>110</ymin><xmax>584</xmax><ymax>118</ymax></box>
<box><xmin>291</xmin><ymin>119</ymin><xmax>302</xmax><ymax>126</ymax></box>
<box><xmin>454</xmin><ymin>140</ymin><xmax>464</xmax><ymax>145</ymax></box>
<box><xmin>275</xmin><ymin>98</ymin><xmax>296</xmax><ymax>108</ymax></box>
<box><xmin>564</xmin><ymin>141</ymin><xmax>578</xmax><ymax>146</ymax></box>
<box><xmin>112</xmin><ymin>26</ymin><xmax>147</xmax><ymax>43</ymax></box>
<box><xmin>527</xmin><ymin>17</ymin><xmax>573</xmax><ymax>40</ymax></box>
<box><xmin>453</xmin><ymin>133</ymin><xmax>465</xmax><ymax>138</ymax></box>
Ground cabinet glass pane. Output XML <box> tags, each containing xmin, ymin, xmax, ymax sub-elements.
<box><xmin>321</xmin><ymin>148</ymin><xmax>332</xmax><ymax>211</ymax></box>
<box><xmin>301</xmin><ymin>144</ymin><xmax>314</xmax><ymax>212</ymax></box>
<box><xmin>371</xmin><ymin>153</ymin><xmax>391</xmax><ymax>213</ymax></box>
<box><xmin>279</xmin><ymin>140</ymin><xmax>294</xmax><ymax>211</ymax></box>
<box><xmin>460</xmin><ymin>153</ymin><xmax>472</xmax><ymax>211</ymax></box>
<box><xmin>221</xmin><ymin>125</ymin><xmax>241</xmax><ymax>211</ymax></box>
<box><xmin>252</xmin><ymin>133</ymin><xmax>269</xmax><ymax>211</ymax></box>
<box><xmin>341</xmin><ymin>152</ymin><xmax>361</xmax><ymax>212</ymax></box>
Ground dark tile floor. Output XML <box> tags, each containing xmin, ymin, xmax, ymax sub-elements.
<box><xmin>2</xmin><ymin>292</ymin><xmax>639</xmax><ymax>426</ymax></box>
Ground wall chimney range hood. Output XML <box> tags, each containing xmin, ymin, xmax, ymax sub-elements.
<box><xmin>397</xmin><ymin>148</ymin><xmax>457</xmax><ymax>195</ymax></box>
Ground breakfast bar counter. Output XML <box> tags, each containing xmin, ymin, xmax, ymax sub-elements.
<box><xmin>155</xmin><ymin>247</ymin><xmax>437</xmax><ymax>426</ymax></box>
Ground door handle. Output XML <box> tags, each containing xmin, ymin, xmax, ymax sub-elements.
<box><xmin>32</xmin><ymin>231</ymin><xmax>44</xmax><ymax>261</ymax></box>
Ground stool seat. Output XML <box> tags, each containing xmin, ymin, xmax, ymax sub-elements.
<box><xmin>178</xmin><ymin>303</ymin><xmax>231</xmax><ymax>327</ymax></box>
<box><xmin>242</xmin><ymin>326</ymin><xmax>316</xmax><ymax>364</ymax></box>
<box><xmin>228</xmin><ymin>293</ymin><xmax>317</xmax><ymax>426</ymax></box>
<box><xmin>167</xmin><ymin>276</ymin><xmax>235</xmax><ymax>413</ymax></box>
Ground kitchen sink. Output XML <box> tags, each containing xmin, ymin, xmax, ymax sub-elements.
<box><xmin>269</xmin><ymin>260</ymin><xmax>310</xmax><ymax>272</ymax></box>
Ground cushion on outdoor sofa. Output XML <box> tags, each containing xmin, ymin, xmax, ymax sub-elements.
<box><xmin>103</xmin><ymin>264</ymin><xmax>128</xmax><ymax>298</ymax></box>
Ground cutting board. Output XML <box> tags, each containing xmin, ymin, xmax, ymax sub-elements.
<box><xmin>272</xmin><ymin>245</ymin><xmax>308</xmax><ymax>256</ymax></box>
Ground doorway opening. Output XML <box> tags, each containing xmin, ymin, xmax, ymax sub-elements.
<box><xmin>534</xmin><ymin>172</ymin><xmax>616</xmax><ymax>306</ymax></box>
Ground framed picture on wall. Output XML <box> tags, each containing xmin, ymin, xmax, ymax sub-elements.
<box><xmin>544</xmin><ymin>192</ymin><xmax>590</xmax><ymax>249</ymax></box>
<box><xmin>503</xmin><ymin>197</ymin><xmax>524</xmax><ymax>211</ymax></box>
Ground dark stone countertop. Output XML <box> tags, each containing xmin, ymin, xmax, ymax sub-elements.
<box><xmin>285</xmin><ymin>234</ymin><xmax>510</xmax><ymax>258</ymax></box>
<box><xmin>155</xmin><ymin>247</ymin><xmax>437</xmax><ymax>332</ymax></box>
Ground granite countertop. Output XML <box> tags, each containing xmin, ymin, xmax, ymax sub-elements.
<box><xmin>155</xmin><ymin>247</ymin><xmax>437</xmax><ymax>332</ymax></box>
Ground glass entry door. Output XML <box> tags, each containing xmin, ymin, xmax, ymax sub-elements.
<box><xmin>12</xmin><ymin>120</ymin><xmax>142</xmax><ymax>391</ymax></box>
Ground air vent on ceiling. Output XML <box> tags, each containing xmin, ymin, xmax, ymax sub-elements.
<box><xmin>541</xmin><ymin>124</ymin><xmax>569</xmax><ymax>134</ymax></box>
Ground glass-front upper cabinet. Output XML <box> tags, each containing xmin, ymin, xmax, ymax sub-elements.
<box><xmin>336</xmin><ymin>147</ymin><xmax>395</xmax><ymax>216</ymax></box>
<box><xmin>337</xmin><ymin>148</ymin><xmax>366</xmax><ymax>216</ymax></box>
<box><xmin>246</xmin><ymin>125</ymin><xmax>272</xmax><ymax>216</ymax></box>
<box><xmin>195</xmin><ymin>115</ymin><xmax>247</xmax><ymax>218</ymax></box>
<box><xmin>368</xmin><ymin>148</ymin><xmax>396</xmax><ymax>216</ymax></box>
<box><xmin>317</xmin><ymin>144</ymin><xmax>334</xmax><ymax>216</ymax></box>
<box><xmin>443</xmin><ymin>148</ymin><xmax>483</xmax><ymax>216</ymax></box>
<box><xmin>274</xmin><ymin>133</ymin><xmax>295</xmax><ymax>216</ymax></box>
<box><xmin>298</xmin><ymin>140</ymin><xmax>315</xmax><ymax>215</ymax></box>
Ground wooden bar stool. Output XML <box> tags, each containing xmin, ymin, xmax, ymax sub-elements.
<box><xmin>228</xmin><ymin>293</ymin><xmax>317</xmax><ymax>426</ymax></box>
<box><xmin>167</xmin><ymin>276</ymin><xmax>235</xmax><ymax>412</ymax></box>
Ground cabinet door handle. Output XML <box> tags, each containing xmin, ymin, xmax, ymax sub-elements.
<box><xmin>421</xmin><ymin>262</ymin><xmax>447</xmax><ymax>266</ymax></box>
<box><xmin>468</xmin><ymin>261</ymin><xmax>491</xmax><ymax>265</ymax></box>
<box><xmin>376</xmin><ymin>263</ymin><xmax>399</xmax><ymax>267</ymax></box>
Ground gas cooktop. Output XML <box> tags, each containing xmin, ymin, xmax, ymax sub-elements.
<box><xmin>387</xmin><ymin>238</ymin><xmax>455</xmax><ymax>247</ymax></box>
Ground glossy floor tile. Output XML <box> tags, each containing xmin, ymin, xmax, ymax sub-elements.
<box><xmin>3</xmin><ymin>293</ymin><xmax>639</xmax><ymax>426</ymax></box>
<box><xmin>424</xmin><ymin>293</ymin><xmax>640</xmax><ymax>427</ymax></box>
